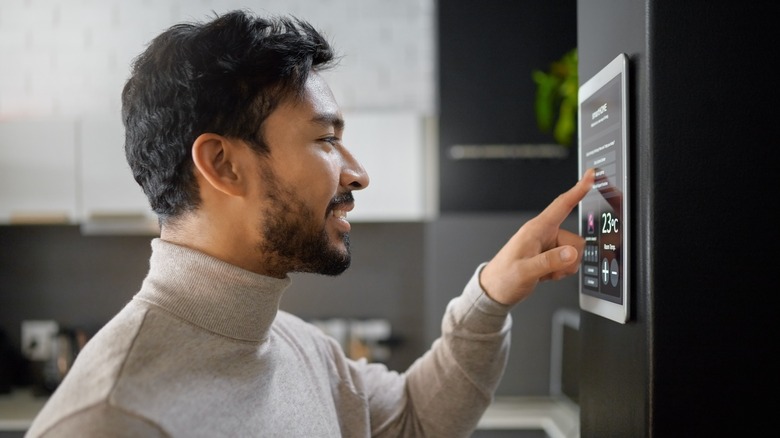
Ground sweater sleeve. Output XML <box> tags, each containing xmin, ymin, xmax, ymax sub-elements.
<box><xmin>365</xmin><ymin>262</ymin><xmax>512</xmax><ymax>438</ymax></box>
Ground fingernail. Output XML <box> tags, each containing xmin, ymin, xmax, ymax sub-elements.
<box><xmin>561</xmin><ymin>247</ymin><xmax>574</xmax><ymax>261</ymax></box>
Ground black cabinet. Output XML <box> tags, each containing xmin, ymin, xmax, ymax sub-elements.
<box><xmin>437</xmin><ymin>0</ymin><xmax>578</xmax><ymax>212</ymax></box>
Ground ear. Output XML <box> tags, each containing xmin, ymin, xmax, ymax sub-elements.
<box><xmin>191</xmin><ymin>133</ymin><xmax>245</xmax><ymax>197</ymax></box>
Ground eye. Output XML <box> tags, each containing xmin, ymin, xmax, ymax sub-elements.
<box><xmin>319</xmin><ymin>136</ymin><xmax>340</xmax><ymax>146</ymax></box>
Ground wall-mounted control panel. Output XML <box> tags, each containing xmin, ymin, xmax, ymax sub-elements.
<box><xmin>578</xmin><ymin>53</ymin><xmax>631</xmax><ymax>324</ymax></box>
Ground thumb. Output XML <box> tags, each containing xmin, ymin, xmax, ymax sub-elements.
<box><xmin>532</xmin><ymin>246</ymin><xmax>578</xmax><ymax>278</ymax></box>
<box><xmin>558</xmin><ymin>246</ymin><xmax>577</xmax><ymax>264</ymax></box>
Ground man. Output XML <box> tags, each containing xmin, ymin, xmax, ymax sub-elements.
<box><xmin>26</xmin><ymin>10</ymin><xmax>594</xmax><ymax>437</ymax></box>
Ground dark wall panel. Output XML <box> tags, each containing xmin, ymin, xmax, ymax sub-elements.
<box><xmin>578</xmin><ymin>0</ymin><xmax>776</xmax><ymax>436</ymax></box>
<box><xmin>576</xmin><ymin>1</ymin><xmax>648</xmax><ymax>436</ymax></box>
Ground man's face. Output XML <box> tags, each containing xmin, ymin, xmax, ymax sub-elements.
<box><xmin>250</xmin><ymin>72</ymin><xmax>369</xmax><ymax>276</ymax></box>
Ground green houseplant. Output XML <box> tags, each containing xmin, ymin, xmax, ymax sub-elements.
<box><xmin>532</xmin><ymin>48</ymin><xmax>578</xmax><ymax>147</ymax></box>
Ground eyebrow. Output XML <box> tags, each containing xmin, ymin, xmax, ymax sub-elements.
<box><xmin>311</xmin><ymin>112</ymin><xmax>344</xmax><ymax>131</ymax></box>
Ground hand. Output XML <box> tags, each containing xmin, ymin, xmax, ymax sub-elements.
<box><xmin>479</xmin><ymin>168</ymin><xmax>595</xmax><ymax>306</ymax></box>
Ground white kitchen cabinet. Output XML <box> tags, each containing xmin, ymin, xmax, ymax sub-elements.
<box><xmin>0</xmin><ymin>117</ymin><xmax>156</xmax><ymax>233</ymax></box>
<box><xmin>78</xmin><ymin>117</ymin><xmax>159</xmax><ymax>234</ymax></box>
<box><xmin>0</xmin><ymin>111</ymin><xmax>433</xmax><ymax>230</ymax></box>
<box><xmin>0</xmin><ymin>119</ymin><xmax>78</xmax><ymax>223</ymax></box>
<box><xmin>77</xmin><ymin>111</ymin><xmax>436</xmax><ymax>228</ymax></box>
<box><xmin>341</xmin><ymin>111</ymin><xmax>435</xmax><ymax>222</ymax></box>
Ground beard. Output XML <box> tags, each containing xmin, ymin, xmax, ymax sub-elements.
<box><xmin>256</xmin><ymin>168</ymin><xmax>351</xmax><ymax>277</ymax></box>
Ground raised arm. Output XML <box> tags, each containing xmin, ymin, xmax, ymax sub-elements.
<box><xmin>480</xmin><ymin>168</ymin><xmax>595</xmax><ymax>306</ymax></box>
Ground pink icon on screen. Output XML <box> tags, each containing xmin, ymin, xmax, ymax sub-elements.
<box><xmin>587</xmin><ymin>212</ymin><xmax>595</xmax><ymax>234</ymax></box>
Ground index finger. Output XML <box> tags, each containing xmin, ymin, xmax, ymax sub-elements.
<box><xmin>536</xmin><ymin>168</ymin><xmax>595</xmax><ymax>226</ymax></box>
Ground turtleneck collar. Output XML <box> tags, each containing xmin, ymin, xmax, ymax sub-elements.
<box><xmin>134</xmin><ymin>238</ymin><xmax>292</xmax><ymax>342</ymax></box>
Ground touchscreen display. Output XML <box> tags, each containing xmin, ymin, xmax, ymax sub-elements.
<box><xmin>578</xmin><ymin>53</ymin><xmax>630</xmax><ymax>324</ymax></box>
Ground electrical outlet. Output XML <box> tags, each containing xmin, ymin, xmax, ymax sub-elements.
<box><xmin>21</xmin><ymin>320</ymin><xmax>59</xmax><ymax>361</ymax></box>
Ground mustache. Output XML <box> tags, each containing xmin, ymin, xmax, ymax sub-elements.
<box><xmin>328</xmin><ymin>192</ymin><xmax>354</xmax><ymax>210</ymax></box>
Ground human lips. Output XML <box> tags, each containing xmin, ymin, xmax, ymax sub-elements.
<box><xmin>330</xmin><ymin>202</ymin><xmax>354</xmax><ymax>219</ymax></box>
<box><xmin>328</xmin><ymin>193</ymin><xmax>355</xmax><ymax>221</ymax></box>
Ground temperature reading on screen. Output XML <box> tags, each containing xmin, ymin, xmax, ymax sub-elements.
<box><xmin>601</xmin><ymin>212</ymin><xmax>619</xmax><ymax>234</ymax></box>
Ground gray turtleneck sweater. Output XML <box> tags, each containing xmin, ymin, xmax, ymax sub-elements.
<box><xmin>26</xmin><ymin>239</ymin><xmax>512</xmax><ymax>437</ymax></box>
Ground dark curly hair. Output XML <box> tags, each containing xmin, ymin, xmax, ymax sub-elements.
<box><xmin>121</xmin><ymin>9</ymin><xmax>338</xmax><ymax>224</ymax></box>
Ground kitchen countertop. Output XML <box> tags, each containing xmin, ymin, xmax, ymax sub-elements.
<box><xmin>479</xmin><ymin>396</ymin><xmax>579</xmax><ymax>438</ymax></box>
<box><xmin>0</xmin><ymin>388</ymin><xmax>48</xmax><ymax>431</ymax></box>
<box><xmin>1</xmin><ymin>389</ymin><xmax>578</xmax><ymax>436</ymax></box>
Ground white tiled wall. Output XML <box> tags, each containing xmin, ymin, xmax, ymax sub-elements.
<box><xmin>0</xmin><ymin>0</ymin><xmax>435</xmax><ymax>119</ymax></box>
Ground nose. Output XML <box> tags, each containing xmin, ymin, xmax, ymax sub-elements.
<box><xmin>340</xmin><ymin>147</ymin><xmax>370</xmax><ymax>190</ymax></box>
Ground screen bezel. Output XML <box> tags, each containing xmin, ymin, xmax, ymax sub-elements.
<box><xmin>577</xmin><ymin>53</ymin><xmax>630</xmax><ymax>324</ymax></box>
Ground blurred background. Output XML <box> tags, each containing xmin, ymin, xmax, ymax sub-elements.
<box><xmin>3</xmin><ymin>2</ymin><xmax>775</xmax><ymax>437</ymax></box>
<box><xmin>0</xmin><ymin>0</ymin><xmax>578</xmax><ymax>401</ymax></box>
